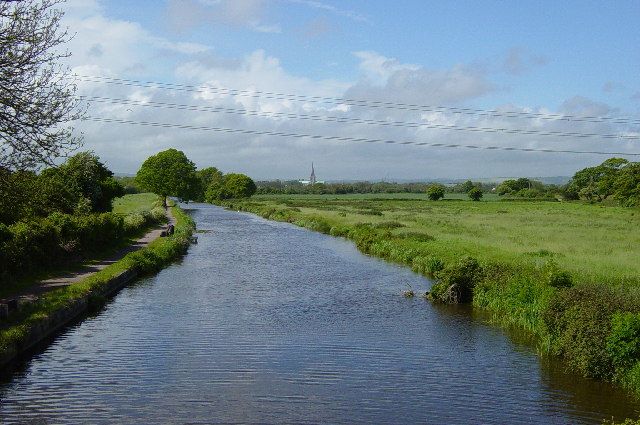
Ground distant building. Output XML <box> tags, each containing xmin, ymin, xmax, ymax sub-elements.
<box><xmin>299</xmin><ymin>163</ymin><xmax>324</xmax><ymax>185</ymax></box>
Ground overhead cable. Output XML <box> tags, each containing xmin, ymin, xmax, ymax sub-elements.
<box><xmin>74</xmin><ymin>74</ymin><xmax>640</xmax><ymax>126</ymax></box>
<box><xmin>84</xmin><ymin>116</ymin><xmax>640</xmax><ymax>157</ymax></box>
<box><xmin>81</xmin><ymin>95</ymin><xmax>640</xmax><ymax>141</ymax></box>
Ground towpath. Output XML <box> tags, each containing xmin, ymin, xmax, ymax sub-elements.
<box><xmin>0</xmin><ymin>208</ymin><xmax>176</xmax><ymax>313</ymax></box>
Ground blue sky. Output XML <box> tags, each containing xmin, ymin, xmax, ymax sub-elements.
<box><xmin>64</xmin><ymin>0</ymin><xmax>640</xmax><ymax>179</ymax></box>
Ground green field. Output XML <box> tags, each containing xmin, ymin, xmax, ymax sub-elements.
<box><xmin>222</xmin><ymin>194</ymin><xmax>640</xmax><ymax>394</ymax></box>
<box><xmin>113</xmin><ymin>193</ymin><xmax>161</xmax><ymax>215</ymax></box>
<box><xmin>255</xmin><ymin>192</ymin><xmax>501</xmax><ymax>201</ymax></box>
<box><xmin>243</xmin><ymin>195</ymin><xmax>640</xmax><ymax>285</ymax></box>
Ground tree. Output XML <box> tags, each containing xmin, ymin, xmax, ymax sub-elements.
<box><xmin>613</xmin><ymin>162</ymin><xmax>640</xmax><ymax>206</ymax></box>
<box><xmin>460</xmin><ymin>180</ymin><xmax>475</xmax><ymax>193</ymax></box>
<box><xmin>136</xmin><ymin>149</ymin><xmax>199</xmax><ymax>206</ymax></box>
<box><xmin>468</xmin><ymin>187</ymin><xmax>483</xmax><ymax>201</ymax></box>
<box><xmin>0</xmin><ymin>0</ymin><xmax>84</xmax><ymax>170</ymax></box>
<box><xmin>567</xmin><ymin>158</ymin><xmax>629</xmax><ymax>202</ymax></box>
<box><xmin>221</xmin><ymin>173</ymin><xmax>256</xmax><ymax>199</ymax></box>
<box><xmin>427</xmin><ymin>184</ymin><xmax>445</xmax><ymax>201</ymax></box>
<box><xmin>205</xmin><ymin>173</ymin><xmax>256</xmax><ymax>202</ymax></box>
<box><xmin>194</xmin><ymin>167</ymin><xmax>223</xmax><ymax>201</ymax></box>
<box><xmin>56</xmin><ymin>151</ymin><xmax>123</xmax><ymax>212</ymax></box>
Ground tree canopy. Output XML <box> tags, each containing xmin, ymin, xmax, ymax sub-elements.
<box><xmin>0</xmin><ymin>152</ymin><xmax>123</xmax><ymax>224</ymax></box>
<box><xmin>136</xmin><ymin>149</ymin><xmax>199</xmax><ymax>205</ymax></box>
<box><xmin>427</xmin><ymin>184</ymin><xmax>445</xmax><ymax>201</ymax></box>
<box><xmin>468</xmin><ymin>187</ymin><xmax>483</xmax><ymax>201</ymax></box>
<box><xmin>566</xmin><ymin>158</ymin><xmax>639</xmax><ymax>205</ymax></box>
<box><xmin>0</xmin><ymin>0</ymin><xmax>84</xmax><ymax>170</ymax></box>
<box><xmin>205</xmin><ymin>173</ymin><xmax>256</xmax><ymax>202</ymax></box>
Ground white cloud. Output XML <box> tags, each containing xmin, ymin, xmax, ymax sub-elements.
<box><xmin>63</xmin><ymin>4</ymin><xmax>639</xmax><ymax>180</ymax></box>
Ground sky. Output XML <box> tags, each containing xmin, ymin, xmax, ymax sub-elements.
<box><xmin>63</xmin><ymin>0</ymin><xmax>640</xmax><ymax>180</ymax></box>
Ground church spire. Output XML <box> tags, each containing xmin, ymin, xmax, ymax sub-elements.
<box><xmin>310</xmin><ymin>162</ymin><xmax>316</xmax><ymax>185</ymax></box>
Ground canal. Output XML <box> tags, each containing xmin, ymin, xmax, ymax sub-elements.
<box><xmin>1</xmin><ymin>204</ymin><xmax>638</xmax><ymax>423</ymax></box>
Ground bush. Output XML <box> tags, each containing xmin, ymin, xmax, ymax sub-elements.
<box><xmin>607</xmin><ymin>312</ymin><xmax>640</xmax><ymax>371</ymax></box>
<box><xmin>429</xmin><ymin>256</ymin><xmax>483</xmax><ymax>303</ymax></box>
<box><xmin>468</xmin><ymin>188</ymin><xmax>483</xmax><ymax>201</ymax></box>
<box><xmin>542</xmin><ymin>285</ymin><xmax>637</xmax><ymax>379</ymax></box>
<box><xmin>427</xmin><ymin>184</ymin><xmax>446</xmax><ymax>201</ymax></box>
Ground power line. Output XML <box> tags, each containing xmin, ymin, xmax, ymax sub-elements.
<box><xmin>81</xmin><ymin>95</ymin><xmax>640</xmax><ymax>141</ymax></box>
<box><xmin>74</xmin><ymin>74</ymin><xmax>640</xmax><ymax>126</ymax></box>
<box><xmin>84</xmin><ymin>116</ymin><xmax>640</xmax><ymax>157</ymax></box>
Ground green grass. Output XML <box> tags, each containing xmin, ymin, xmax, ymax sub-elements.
<box><xmin>113</xmin><ymin>193</ymin><xmax>161</xmax><ymax>215</ymax></box>
<box><xmin>255</xmin><ymin>192</ymin><xmax>501</xmax><ymax>201</ymax></box>
<box><xmin>242</xmin><ymin>196</ymin><xmax>640</xmax><ymax>286</ymax></box>
<box><xmin>0</xmin><ymin>204</ymin><xmax>195</xmax><ymax>361</ymax></box>
<box><xmin>220</xmin><ymin>195</ymin><xmax>640</xmax><ymax>396</ymax></box>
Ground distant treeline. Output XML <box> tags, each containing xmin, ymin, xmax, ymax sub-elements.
<box><xmin>254</xmin><ymin>158</ymin><xmax>640</xmax><ymax>207</ymax></box>
<box><xmin>256</xmin><ymin>180</ymin><xmax>496</xmax><ymax>195</ymax></box>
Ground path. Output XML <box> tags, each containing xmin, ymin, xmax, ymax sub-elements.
<box><xmin>0</xmin><ymin>208</ymin><xmax>176</xmax><ymax>314</ymax></box>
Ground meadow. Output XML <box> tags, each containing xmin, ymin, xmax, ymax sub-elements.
<box><xmin>222</xmin><ymin>194</ymin><xmax>640</xmax><ymax>395</ymax></box>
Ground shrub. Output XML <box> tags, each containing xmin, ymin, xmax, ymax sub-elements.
<box><xmin>607</xmin><ymin>312</ymin><xmax>640</xmax><ymax>371</ymax></box>
<box><xmin>542</xmin><ymin>285</ymin><xmax>639</xmax><ymax>379</ymax></box>
<box><xmin>429</xmin><ymin>256</ymin><xmax>483</xmax><ymax>303</ymax></box>
<box><xmin>427</xmin><ymin>184</ymin><xmax>446</xmax><ymax>201</ymax></box>
<box><xmin>468</xmin><ymin>188</ymin><xmax>483</xmax><ymax>201</ymax></box>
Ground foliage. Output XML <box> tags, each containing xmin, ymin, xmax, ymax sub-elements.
<box><xmin>0</xmin><ymin>194</ymin><xmax>166</xmax><ymax>289</ymax></box>
<box><xmin>429</xmin><ymin>256</ymin><xmax>483</xmax><ymax>303</ymax></box>
<box><xmin>0</xmin><ymin>0</ymin><xmax>84</xmax><ymax>170</ymax></box>
<box><xmin>607</xmin><ymin>312</ymin><xmax>640</xmax><ymax>371</ymax></box>
<box><xmin>426</xmin><ymin>184</ymin><xmax>446</xmax><ymax>201</ymax></box>
<box><xmin>0</xmin><ymin>153</ymin><xmax>123</xmax><ymax>225</ymax></box>
<box><xmin>566</xmin><ymin>157</ymin><xmax>639</xmax><ymax>205</ymax></box>
<box><xmin>205</xmin><ymin>173</ymin><xmax>256</xmax><ymax>201</ymax></box>
<box><xmin>468</xmin><ymin>187</ymin><xmax>483</xmax><ymax>201</ymax></box>
<box><xmin>543</xmin><ymin>285</ymin><xmax>637</xmax><ymax>379</ymax></box>
<box><xmin>194</xmin><ymin>166</ymin><xmax>224</xmax><ymax>201</ymax></box>
<box><xmin>613</xmin><ymin>162</ymin><xmax>640</xmax><ymax>206</ymax></box>
<box><xmin>136</xmin><ymin>149</ymin><xmax>199</xmax><ymax>205</ymax></box>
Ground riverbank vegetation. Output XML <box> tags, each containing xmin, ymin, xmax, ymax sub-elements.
<box><xmin>0</xmin><ymin>202</ymin><xmax>195</xmax><ymax>364</ymax></box>
<box><xmin>0</xmin><ymin>153</ymin><xmax>169</xmax><ymax>293</ymax></box>
<box><xmin>218</xmin><ymin>191</ymin><xmax>640</xmax><ymax>395</ymax></box>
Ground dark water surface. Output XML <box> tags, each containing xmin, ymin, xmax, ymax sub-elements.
<box><xmin>1</xmin><ymin>204</ymin><xmax>639</xmax><ymax>424</ymax></box>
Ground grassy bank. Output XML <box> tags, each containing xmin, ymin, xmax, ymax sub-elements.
<box><xmin>0</xmin><ymin>203</ymin><xmax>195</xmax><ymax>364</ymax></box>
<box><xmin>220</xmin><ymin>195</ymin><xmax>640</xmax><ymax>396</ymax></box>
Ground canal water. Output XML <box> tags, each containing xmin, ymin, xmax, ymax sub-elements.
<box><xmin>1</xmin><ymin>204</ymin><xmax>639</xmax><ymax>424</ymax></box>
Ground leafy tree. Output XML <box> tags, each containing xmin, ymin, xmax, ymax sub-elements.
<box><xmin>460</xmin><ymin>180</ymin><xmax>475</xmax><ymax>193</ymax></box>
<box><xmin>567</xmin><ymin>158</ymin><xmax>629</xmax><ymax>202</ymax></box>
<box><xmin>56</xmin><ymin>152</ymin><xmax>124</xmax><ymax>212</ymax></box>
<box><xmin>136</xmin><ymin>149</ymin><xmax>199</xmax><ymax>206</ymax></box>
<box><xmin>0</xmin><ymin>0</ymin><xmax>84</xmax><ymax>170</ymax></box>
<box><xmin>613</xmin><ymin>162</ymin><xmax>640</xmax><ymax>206</ymax></box>
<box><xmin>427</xmin><ymin>184</ymin><xmax>446</xmax><ymax>201</ymax></box>
<box><xmin>468</xmin><ymin>187</ymin><xmax>483</xmax><ymax>201</ymax></box>
<box><xmin>205</xmin><ymin>173</ymin><xmax>256</xmax><ymax>202</ymax></box>
<box><xmin>222</xmin><ymin>173</ymin><xmax>256</xmax><ymax>199</ymax></box>
<box><xmin>194</xmin><ymin>167</ymin><xmax>224</xmax><ymax>201</ymax></box>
